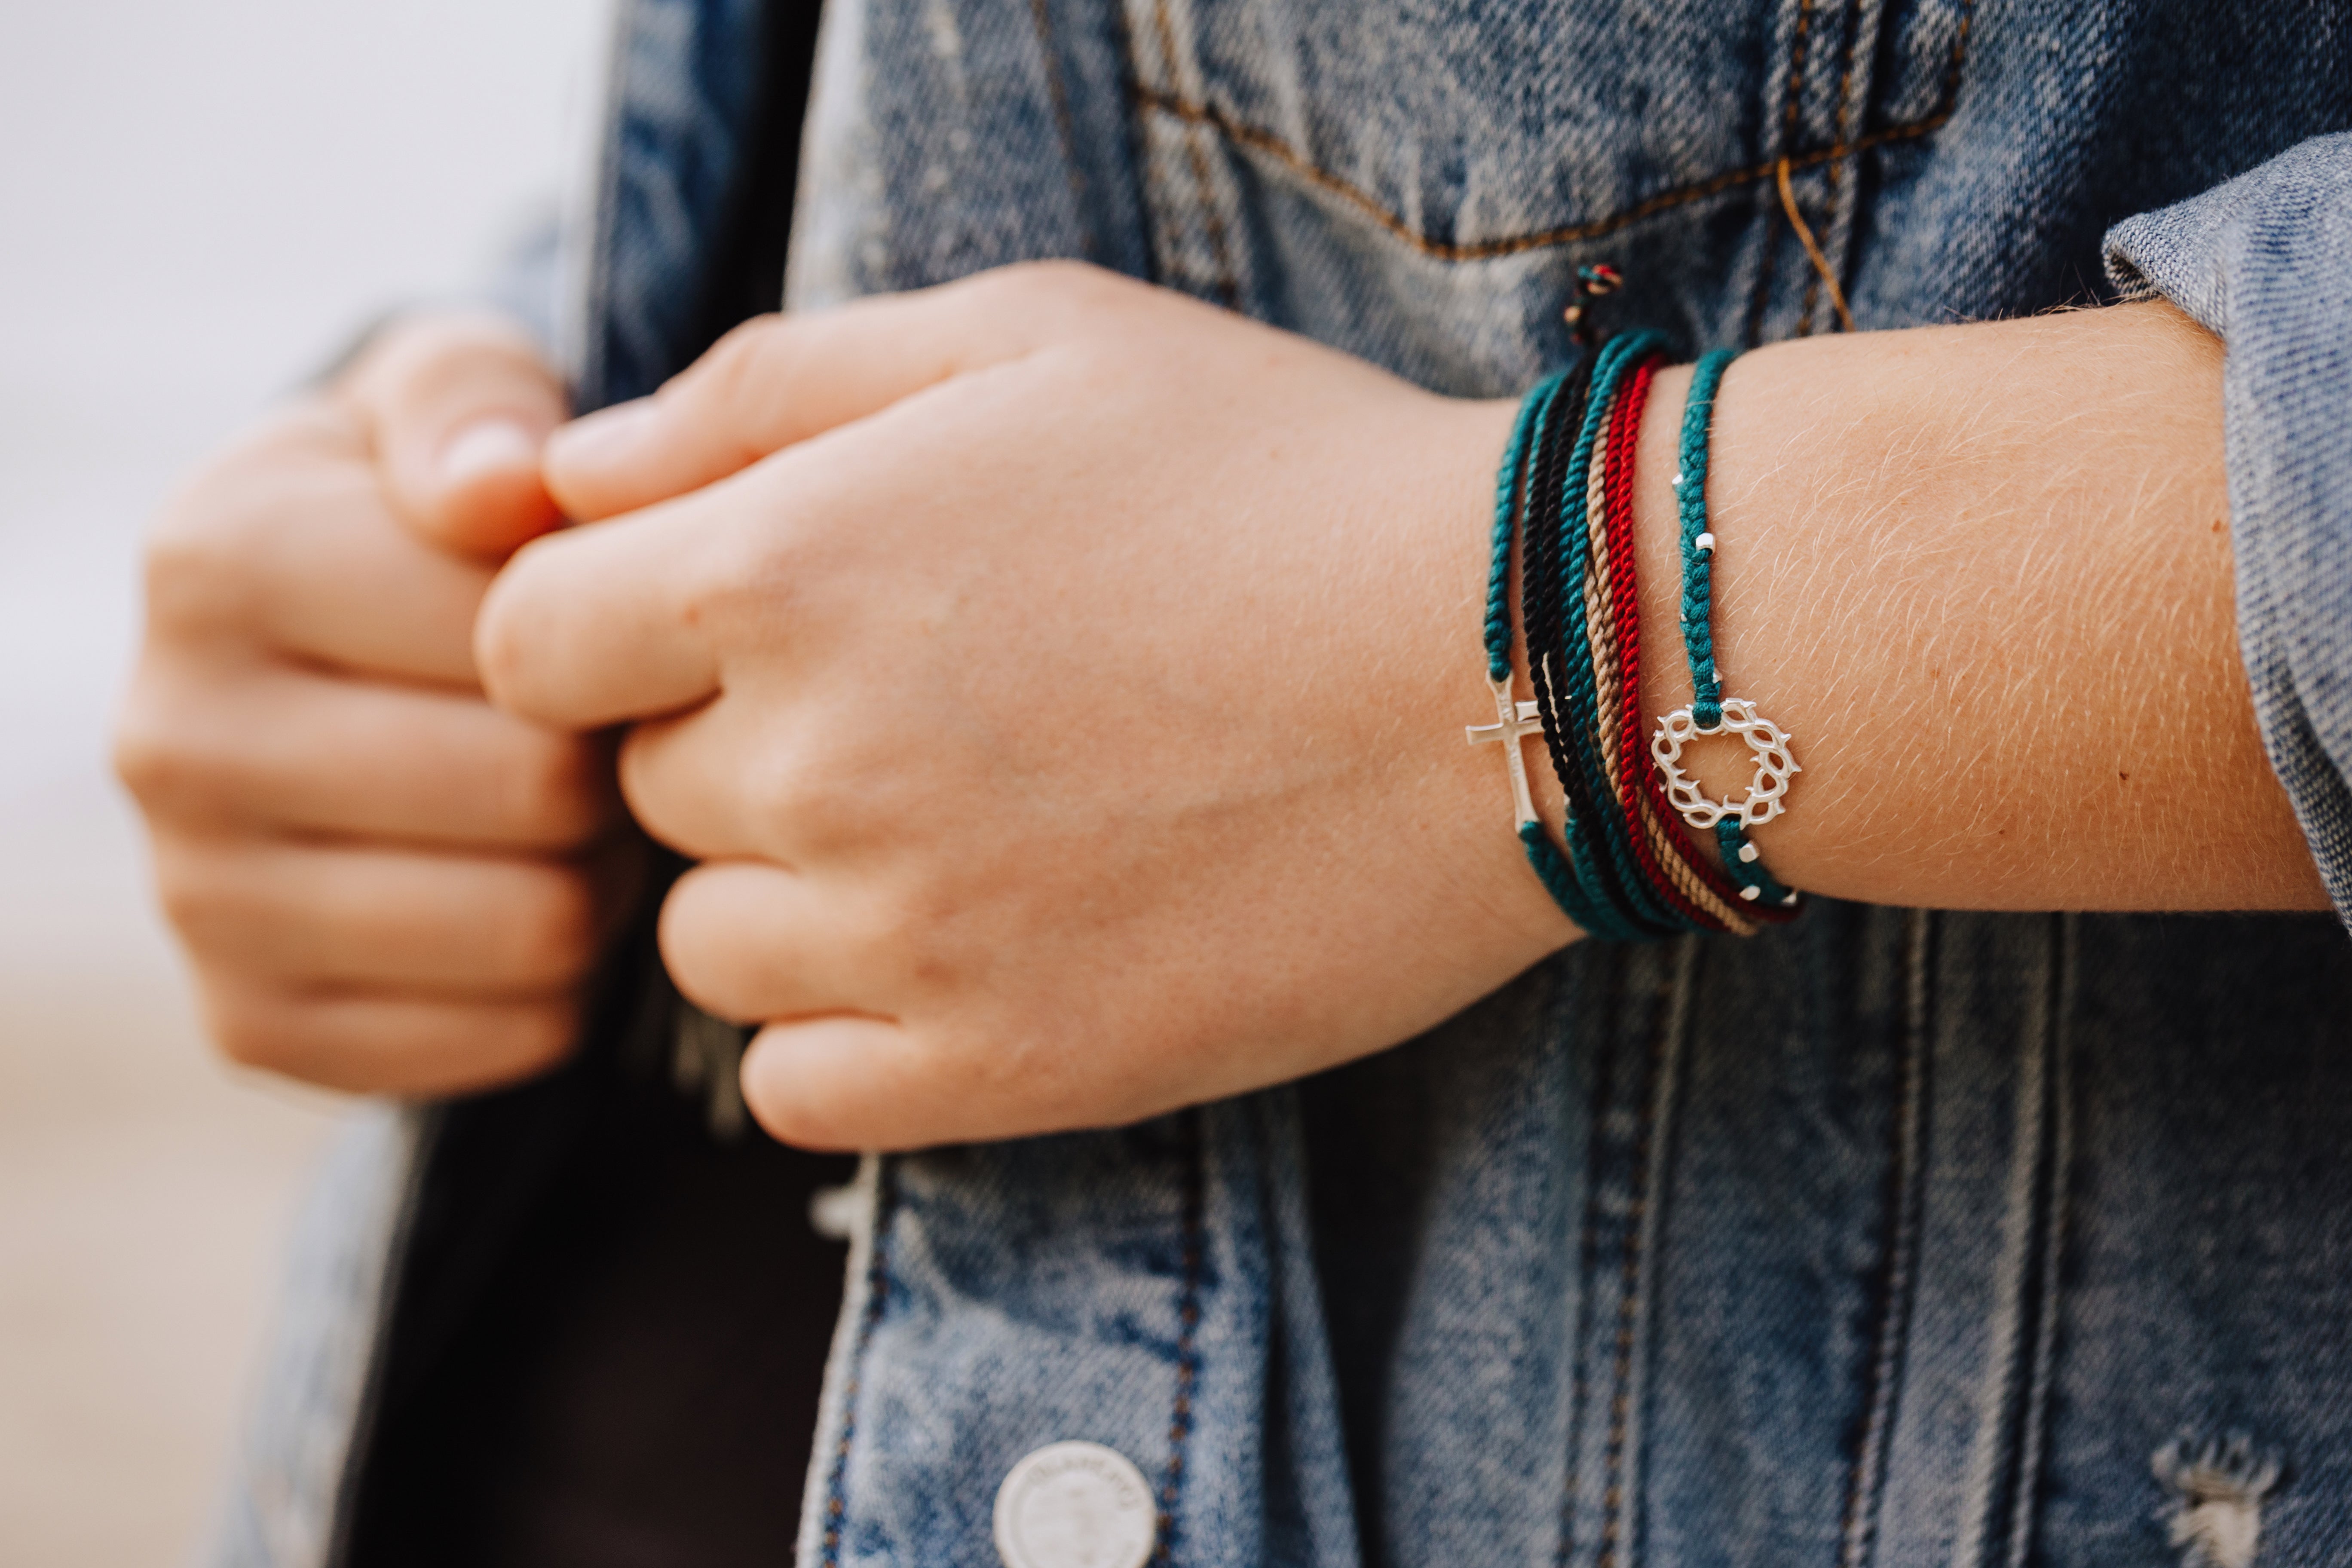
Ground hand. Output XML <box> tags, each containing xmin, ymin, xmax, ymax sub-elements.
<box><xmin>481</xmin><ymin>262</ymin><xmax>1568</xmax><ymax>1149</ymax></box>
<box><xmin>116</xmin><ymin>314</ymin><xmax>642</xmax><ymax>1094</ymax></box>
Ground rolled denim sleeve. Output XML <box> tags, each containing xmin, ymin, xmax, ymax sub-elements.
<box><xmin>2105</xmin><ymin>133</ymin><xmax>2352</xmax><ymax>919</ymax></box>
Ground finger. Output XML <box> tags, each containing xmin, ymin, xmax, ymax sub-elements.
<box><xmin>147</xmin><ymin>407</ymin><xmax>494</xmax><ymax>685</ymax></box>
<box><xmin>544</xmin><ymin>260</ymin><xmax>1126</xmax><ymax>520</ymax></box>
<box><xmin>475</xmin><ymin>495</ymin><xmax>727</xmax><ymax>729</ymax></box>
<box><xmin>738</xmin><ymin>1012</ymin><xmax>1111</xmax><ymax>1152</ymax></box>
<box><xmin>338</xmin><ymin>311</ymin><xmax>569</xmax><ymax>558</ymax></box>
<box><xmin>658</xmin><ymin>860</ymin><xmax>889</xmax><ymax>1023</ymax></box>
<box><xmin>197</xmin><ymin>972</ymin><xmax>581</xmax><ymax>1095</ymax></box>
<box><xmin>115</xmin><ymin>659</ymin><xmax>623</xmax><ymax>849</ymax></box>
<box><xmin>614</xmin><ymin>697</ymin><xmax>802</xmax><ymax>862</ymax></box>
<box><xmin>155</xmin><ymin>834</ymin><xmax>631</xmax><ymax>998</ymax></box>
<box><xmin>737</xmin><ymin>1016</ymin><xmax>923</xmax><ymax>1152</ymax></box>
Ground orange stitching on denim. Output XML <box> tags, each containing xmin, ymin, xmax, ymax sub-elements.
<box><xmin>1146</xmin><ymin>0</ymin><xmax>1240</xmax><ymax>306</ymax></box>
<box><xmin>1024</xmin><ymin>0</ymin><xmax>1097</xmax><ymax>258</ymax></box>
<box><xmin>1800</xmin><ymin>0</ymin><xmax>1868</xmax><ymax>334</ymax></box>
<box><xmin>1750</xmin><ymin>0</ymin><xmax>1817</xmax><ymax>340</ymax></box>
<box><xmin>1782</xmin><ymin>0</ymin><xmax>1820</xmax><ymax>147</ymax></box>
<box><xmin>1131</xmin><ymin>83</ymin><xmax>1964</xmax><ymax>265</ymax></box>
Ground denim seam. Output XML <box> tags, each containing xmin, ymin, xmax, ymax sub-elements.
<box><xmin>1022</xmin><ymin>0</ymin><xmax>1098</xmax><ymax>260</ymax></box>
<box><xmin>1836</xmin><ymin>908</ymin><xmax>1936</xmax><ymax>1568</ymax></box>
<box><xmin>1754</xmin><ymin>0</ymin><xmax>1971</xmax><ymax>343</ymax></box>
<box><xmin>1950</xmin><ymin>914</ymin><xmax>2068</xmax><ymax>1568</ymax></box>
<box><xmin>1596</xmin><ymin>937</ymin><xmax>1698</xmax><ymax>1568</ymax></box>
<box><xmin>1152</xmin><ymin>1109</ymin><xmax>1210</xmax><ymax>1566</ymax></box>
<box><xmin>1556</xmin><ymin>958</ymin><xmax>1623</xmax><ymax>1568</ymax></box>
<box><xmin>1799</xmin><ymin>0</ymin><xmax>1870</xmax><ymax>334</ymax></box>
<box><xmin>1750</xmin><ymin>0</ymin><xmax>1820</xmax><ymax>339</ymax></box>
<box><xmin>1142</xmin><ymin>0</ymin><xmax>1241</xmax><ymax>305</ymax></box>
<box><xmin>818</xmin><ymin>1157</ymin><xmax>899</xmax><ymax>1568</ymax></box>
<box><xmin>2002</xmin><ymin>914</ymin><xmax>2075</xmax><ymax>1568</ymax></box>
<box><xmin>1126</xmin><ymin>79</ymin><xmax>1970</xmax><ymax>267</ymax></box>
<box><xmin>1813</xmin><ymin>0</ymin><xmax>1894</xmax><ymax>337</ymax></box>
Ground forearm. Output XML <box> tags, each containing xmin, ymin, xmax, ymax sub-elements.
<box><xmin>1614</xmin><ymin>300</ymin><xmax>2322</xmax><ymax>914</ymax></box>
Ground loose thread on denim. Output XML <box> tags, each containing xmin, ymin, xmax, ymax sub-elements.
<box><xmin>1776</xmin><ymin>157</ymin><xmax>1859</xmax><ymax>333</ymax></box>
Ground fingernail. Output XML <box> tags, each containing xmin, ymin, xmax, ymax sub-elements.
<box><xmin>440</xmin><ymin>419</ymin><xmax>540</xmax><ymax>486</ymax></box>
<box><xmin>545</xmin><ymin>398</ymin><xmax>659</xmax><ymax>470</ymax></box>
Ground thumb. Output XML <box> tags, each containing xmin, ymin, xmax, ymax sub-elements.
<box><xmin>337</xmin><ymin>311</ymin><xmax>570</xmax><ymax>559</ymax></box>
<box><xmin>544</xmin><ymin>260</ymin><xmax>1116</xmax><ymax>522</ymax></box>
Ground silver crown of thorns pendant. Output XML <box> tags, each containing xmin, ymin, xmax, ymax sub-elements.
<box><xmin>1650</xmin><ymin>698</ymin><xmax>1800</xmax><ymax>830</ymax></box>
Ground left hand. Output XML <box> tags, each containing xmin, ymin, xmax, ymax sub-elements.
<box><xmin>478</xmin><ymin>261</ymin><xmax>1564</xmax><ymax>1150</ymax></box>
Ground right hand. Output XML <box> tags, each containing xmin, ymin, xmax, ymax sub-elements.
<box><xmin>114</xmin><ymin>315</ymin><xmax>643</xmax><ymax>1095</ymax></box>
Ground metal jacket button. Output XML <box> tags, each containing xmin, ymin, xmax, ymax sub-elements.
<box><xmin>993</xmin><ymin>1440</ymin><xmax>1156</xmax><ymax>1568</ymax></box>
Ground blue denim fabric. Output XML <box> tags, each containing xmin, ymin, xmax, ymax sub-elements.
<box><xmin>213</xmin><ymin>3</ymin><xmax>2352</xmax><ymax>1565</ymax></box>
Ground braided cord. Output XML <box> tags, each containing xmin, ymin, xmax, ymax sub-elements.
<box><xmin>1715</xmin><ymin>818</ymin><xmax>1798</xmax><ymax>906</ymax></box>
<box><xmin>1520</xmin><ymin>362</ymin><xmax>1645</xmax><ymax>940</ymax></box>
<box><xmin>1673</xmin><ymin>349</ymin><xmax>1800</xmax><ymax>918</ymax></box>
<box><xmin>1486</xmin><ymin>373</ymin><xmax>1560</xmax><ymax>682</ymax></box>
<box><xmin>1482</xmin><ymin>368</ymin><xmax>1626</xmax><ymax>937</ymax></box>
<box><xmin>1554</xmin><ymin>330</ymin><xmax>1683</xmax><ymax>935</ymax></box>
<box><xmin>1482</xmin><ymin>324</ymin><xmax>1799</xmax><ymax>937</ymax></box>
<box><xmin>1676</xmin><ymin>349</ymin><xmax>1735</xmax><ymax>728</ymax></box>
<box><xmin>1601</xmin><ymin>355</ymin><xmax>1754</xmax><ymax>932</ymax></box>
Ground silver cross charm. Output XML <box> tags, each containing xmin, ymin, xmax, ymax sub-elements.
<box><xmin>1466</xmin><ymin>677</ymin><xmax>1549</xmax><ymax>830</ymax></box>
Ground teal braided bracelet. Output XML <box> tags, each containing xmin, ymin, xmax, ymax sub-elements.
<box><xmin>1470</xmin><ymin>371</ymin><xmax>1632</xmax><ymax>937</ymax></box>
<box><xmin>1649</xmin><ymin>349</ymin><xmax>1802</xmax><ymax>909</ymax></box>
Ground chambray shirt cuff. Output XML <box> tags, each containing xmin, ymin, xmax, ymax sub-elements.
<box><xmin>2104</xmin><ymin>132</ymin><xmax>2352</xmax><ymax>924</ymax></box>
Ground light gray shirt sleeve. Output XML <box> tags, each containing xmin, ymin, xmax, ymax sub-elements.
<box><xmin>2105</xmin><ymin>132</ymin><xmax>2352</xmax><ymax>919</ymax></box>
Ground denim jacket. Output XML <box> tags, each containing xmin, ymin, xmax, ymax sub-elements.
<box><xmin>214</xmin><ymin>3</ymin><xmax>2352</xmax><ymax>1565</ymax></box>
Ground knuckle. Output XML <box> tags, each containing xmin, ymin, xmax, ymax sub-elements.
<box><xmin>973</xmin><ymin>258</ymin><xmax>1124</xmax><ymax>328</ymax></box>
<box><xmin>697</xmin><ymin>314</ymin><xmax>793</xmax><ymax>419</ymax></box>
<box><xmin>746</xmin><ymin>749</ymin><xmax>864</xmax><ymax>854</ymax></box>
<box><xmin>141</xmin><ymin>499</ymin><xmax>263</xmax><ymax>630</ymax></box>
<box><xmin>349</xmin><ymin>311</ymin><xmax>544</xmax><ymax>403</ymax></box>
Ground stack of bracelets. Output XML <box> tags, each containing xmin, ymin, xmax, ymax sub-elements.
<box><xmin>1470</xmin><ymin>300</ymin><xmax>1803</xmax><ymax>940</ymax></box>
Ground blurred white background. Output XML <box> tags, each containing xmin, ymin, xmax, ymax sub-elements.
<box><xmin>0</xmin><ymin>3</ymin><xmax>609</xmax><ymax>1559</ymax></box>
